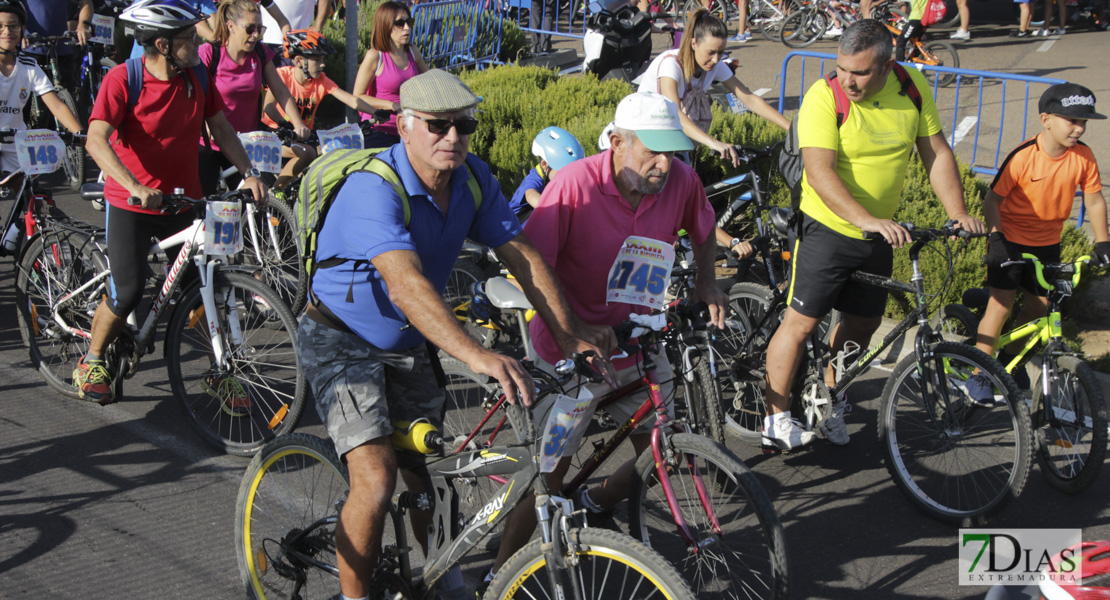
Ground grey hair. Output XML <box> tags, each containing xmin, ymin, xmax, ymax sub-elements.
<box><xmin>611</xmin><ymin>126</ymin><xmax>639</xmax><ymax>145</ymax></box>
<box><xmin>839</xmin><ymin>19</ymin><xmax>893</xmax><ymax>66</ymax></box>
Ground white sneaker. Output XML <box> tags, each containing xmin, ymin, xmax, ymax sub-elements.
<box><xmin>950</xmin><ymin>29</ymin><xmax>971</xmax><ymax>40</ymax></box>
<box><xmin>819</xmin><ymin>396</ymin><xmax>852</xmax><ymax>445</ymax></box>
<box><xmin>762</xmin><ymin>414</ymin><xmax>817</xmax><ymax>451</ymax></box>
<box><xmin>1052</xmin><ymin>27</ymin><xmax>1066</xmax><ymax>35</ymax></box>
<box><xmin>822</xmin><ymin>26</ymin><xmax>843</xmax><ymax>39</ymax></box>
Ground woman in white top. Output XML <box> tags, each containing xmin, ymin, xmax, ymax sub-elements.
<box><xmin>637</xmin><ymin>8</ymin><xmax>789</xmax><ymax>166</ymax></box>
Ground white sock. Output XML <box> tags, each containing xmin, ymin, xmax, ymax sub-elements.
<box><xmin>484</xmin><ymin>568</ymin><xmax>496</xmax><ymax>583</ymax></box>
<box><xmin>341</xmin><ymin>595</ymin><xmax>369</xmax><ymax>600</ymax></box>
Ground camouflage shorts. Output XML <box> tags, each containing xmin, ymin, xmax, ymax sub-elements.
<box><xmin>297</xmin><ymin>315</ymin><xmax>445</xmax><ymax>459</ymax></box>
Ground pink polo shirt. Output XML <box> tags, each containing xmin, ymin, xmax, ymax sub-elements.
<box><xmin>523</xmin><ymin>150</ymin><xmax>715</xmax><ymax>369</ymax></box>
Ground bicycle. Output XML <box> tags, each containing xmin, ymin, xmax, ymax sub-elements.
<box><xmin>234</xmin><ymin>392</ymin><xmax>699</xmax><ymax>599</ymax></box>
<box><xmin>955</xmin><ymin>255</ymin><xmax>1108</xmax><ymax>494</ymax></box>
<box><xmin>777</xmin><ymin>0</ymin><xmax>859</xmax><ymax>49</ymax></box>
<box><xmin>725</xmin><ymin>221</ymin><xmax>1034</xmax><ymax>526</ymax></box>
<box><xmin>23</xmin><ymin>31</ymin><xmax>86</xmax><ymax>191</ymax></box>
<box><xmin>443</xmin><ymin>307</ymin><xmax>790</xmax><ymax>599</ymax></box>
<box><xmin>0</xmin><ymin>128</ymin><xmax>84</xmax><ymax>261</ymax></box>
<box><xmin>881</xmin><ymin>20</ymin><xmax>960</xmax><ymax>87</ymax></box>
<box><xmin>15</xmin><ymin>188</ymin><xmax>307</xmax><ymax>456</ymax></box>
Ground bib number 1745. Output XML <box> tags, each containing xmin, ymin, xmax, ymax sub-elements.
<box><xmin>607</xmin><ymin>261</ymin><xmax>667</xmax><ymax>296</ymax></box>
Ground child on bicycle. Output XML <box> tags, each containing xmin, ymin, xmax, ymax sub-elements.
<box><xmin>0</xmin><ymin>0</ymin><xmax>84</xmax><ymax>175</ymax></box>
<box><xmin>895</xmin><ymin>0</ymin><xmax>928</xmax><ymax>62</ymax></box>
<box><xmin>260</xmin><ymin>29</ymin><xmax>376</xmax><ymax>194</ymax></box>
<box><xmin>970</xmin><ymin>83</ymin><xmax>1109</xmax><ymax>401</ymax></box>
<box><xmin>508</xmin><ymin>127</ymin><xmax>585</xmax><ymax>220</ymax></box>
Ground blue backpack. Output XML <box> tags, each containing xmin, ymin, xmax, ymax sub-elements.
<box><xmin>123</xmin><ymin>57</ymin><xmax>211</xmax><ymax>107</ymax></box>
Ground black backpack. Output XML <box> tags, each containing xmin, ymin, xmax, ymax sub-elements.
<box><xmin>778</xmin><ymin>63</ymin><xmax>924</xmax><ymax>208</ymax></box>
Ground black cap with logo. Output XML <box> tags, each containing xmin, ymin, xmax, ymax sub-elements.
<box><xmin>1039</xmin><ymin>83</ymin><xmax>1107</xmax><ymax>120</ymax></box>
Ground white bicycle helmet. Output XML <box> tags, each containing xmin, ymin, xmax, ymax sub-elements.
<box><xmin>121</xmin><ymin>0</ymin><xmax>206</xmax><ymax>44</ymax></box>
<box><xmin>532</xmin><ymin>127</ymin><xmax>585</xmax><ymax>172</ymax></box>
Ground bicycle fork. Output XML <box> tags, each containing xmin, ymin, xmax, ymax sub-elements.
<box><xmin>195</xmin><ymin>259</ymin><xmax>244</xmax><ymax>371</ymax></box>
<box><xmin>535</xmin><ymin>493</ymin><xmax>587</xmax><ymax>600</ymax></box>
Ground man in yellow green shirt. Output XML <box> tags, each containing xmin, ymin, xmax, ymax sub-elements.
<box><xmin>760</xmin><ymin>20</ymin><xmax>985</xmax><ymax>451</ymax></box>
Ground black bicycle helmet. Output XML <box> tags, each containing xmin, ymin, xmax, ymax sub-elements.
<box><xmin>0</xmin><ymin>0</ymin><xmax>26</xmax><ymax>25</ymax></box>
<box><xmin>121</xmin><ymin>0</ymin><xmax>206</xmax><ymax>44</ymax></box>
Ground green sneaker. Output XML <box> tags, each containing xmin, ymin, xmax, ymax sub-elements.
<box><xmin>74</xmin><ymin>357</ymin><xmax>114</xmax><ymax>405</ymax></box>
<box><xmin>204</xmin><ymin>374</ymin><xmax>251</xmax><ymax>417</ymax></box>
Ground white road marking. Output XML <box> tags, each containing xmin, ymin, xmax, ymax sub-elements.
<box><xmin>1038</xmin><ymin>37</ymin><xmax>1057</xmax><ymax>52</ymax></box>
<box><xmin>753</xmin><ymin>87</ymin><xmax>771</xmax><ymax>97</ymax></box>
<box><xmin>948</xmin><ymin>116</ymin><xmax>978</xmax><ymax>147</ymax></box>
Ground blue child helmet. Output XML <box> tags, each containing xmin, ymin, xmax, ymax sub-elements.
<box><xmin>531</xmin><ymin>127</ymin><xmax>585</xmax><ymax>172</ymax></box>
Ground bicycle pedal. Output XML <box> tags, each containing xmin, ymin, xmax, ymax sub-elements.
<box><xmin>760</xmin><ymin>439</ymin><xmax>782</xmax><ymax>455</ymax></box>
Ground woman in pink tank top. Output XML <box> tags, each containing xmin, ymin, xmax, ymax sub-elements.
<box><xmin>351</xmin><ymin>1</ymin><xmax>428</xmax><ymax>148</ymax></box>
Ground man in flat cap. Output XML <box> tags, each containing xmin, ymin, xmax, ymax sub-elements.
<box><xmin>296</xmin><ymin>69</ymin><xmax>616</xmax><ymax>600</ymax></box>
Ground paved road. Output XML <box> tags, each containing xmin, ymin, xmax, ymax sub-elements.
<box><xmin>3</xmin><ymin>24</ymin><xmax>1110</xmax><ymax>599</ymax></box>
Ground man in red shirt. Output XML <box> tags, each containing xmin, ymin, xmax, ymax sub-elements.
<box><xmin>76</xmin><ymin>0</ymin><xmax>266</xmax><ymax>405</ymax></box>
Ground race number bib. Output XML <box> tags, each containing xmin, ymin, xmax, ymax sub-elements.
<box><xmin>90</xmin><ymin>15</ymin><xmax>114</xmax><ymax>45</ymax></box>
<box><xmin>205</xmin><ymin>200</ymin><xmax>243</xmax><ymax>256</ymax></box>
<box><xmin>605</xmin><ymin>236</ymin><xmax>676</xmax><ymax>308</ymax></box>
<box><xmin>318</xmin><ymin>123</ymin><xmax>364</xmax><ymax>154</ymax></box>
<box><xmin>238</xmin><ymin>131</ymin><xmax>282</xmax><ymax>174</ymax></box>
<box><xmin>539</xmin><ymin>388</ymin><xmax>593</xmax><ymax>473</ymax></box>
<box><xmin>15</xmin><ymin>130</ymin><xmax>66</xmax><ymax>175</ymax></box>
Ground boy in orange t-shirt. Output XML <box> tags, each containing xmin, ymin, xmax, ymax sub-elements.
<box><xmin>261</xmin><ymin>30</ymin><xmax>376</xmax><ymax>192</ymax></box>
<box><xmin>970</xmin><ymin>83</ymin><xmax>1109</xmax><ymax>396</ymax></box>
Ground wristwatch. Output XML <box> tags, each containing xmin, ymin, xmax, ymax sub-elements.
<box><xmin>245</xmin><ymin>167</ymin><xmax>262</xmax><ymax>180</ymax></box>
<box><xmin>729</xmin><ymin>237</ymin><xmax>742</xmax><ymax>250</ymax></box>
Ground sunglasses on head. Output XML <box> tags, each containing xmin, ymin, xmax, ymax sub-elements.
<box><xmin>393</xmin><ymin>17</ymin><xmax>415</xmax><ymax>28</ymax></box>
<box><xmin>414</xmin><ymin>115</ymin><xmax>479</xmax><ymax>135</ymax></box>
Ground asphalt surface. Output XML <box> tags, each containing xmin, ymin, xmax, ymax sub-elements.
<box><xmin>3</xmin><ymin>19</ymin><xmax>1110</xmax><ymax>600</ymax></box>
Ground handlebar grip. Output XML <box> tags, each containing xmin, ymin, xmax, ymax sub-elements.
<box><xmin>126</xmin><ymin>196</ymin><xmax>141</xmax><ymax>206</ymax></box>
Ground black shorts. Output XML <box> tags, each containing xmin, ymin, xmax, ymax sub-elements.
<box><xmin>986</xmin><ymin>241</ymin><xmax>1061</xmax><ymax>297</ymax></box>
<box><xmin>786</xmin><ymin>214</ymin><xmax>893</xmax><ymax>319</ymax></box>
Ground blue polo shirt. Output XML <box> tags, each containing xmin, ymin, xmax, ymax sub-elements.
<box><xmin>508</xmin><ymin>166</ymin><xmax>546</xmax><ymax>215</ymax></box>
<box><xmin>312</xmin><ymin>144</ymin><xmax>522</xmax><ymax>351</ymax></box>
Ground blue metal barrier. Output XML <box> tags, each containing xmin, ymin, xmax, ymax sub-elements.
<box><xmin>413</xmin><ymin>0</ymin><xmax>504</xmax><ymax>69</ymax></box>
<box><xmin>500</xmin><ymin>0</ymin><xmax>590</xmax><ymax>44</ymax></box>
<box><xmin>774</xmin><ymin>51</ymin><xmax>1066</xmax><ymax>178</ymax></box>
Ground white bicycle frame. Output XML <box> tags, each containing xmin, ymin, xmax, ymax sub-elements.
<box><xmin>219</xmin><ymin>163</ymin><xmax>283</xmax><ymax>271</ymax></box>
<box><xmin>50</xmin><ymin>206</ymin><xmax>244</xmax><ymax>371</ymax></box>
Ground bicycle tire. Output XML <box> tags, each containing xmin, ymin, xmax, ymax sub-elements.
<box><xmin>752</xmin><ymin>0</ymin><xmax>791</xmax><ymax>41</ymax></box>
<box><xmin>1032</xmin><ymin>355</ymin><xmax>1107</xmax><ymax>494</ymax></box>
<box><xmin>54</xmin><ymin>88</ymin><xmax>85</xmax><ymax>191</ymax></box>
<box><xmin>778</xmin><ymin>8</ymin><xmax>826</xmax><ymax>48</ymax></box>
<box><xmin>236</xmin><ymin>433</ymin><xmax>348</xmax><ymax>600</ymax></box>
<box><xmin>916</xmin><ymin>41</ymin><xmax>959</xmax><ymax>87</ymax></box>
<box><xmin>690</xmin><ymin>351</ymin><xmax>727</xmax><ymax>446</ymax></box>
<box><xmin>719</xmin><ymin>282</ymin><xmax>775</xmax><ymax>444</ymax></box>
<box><xmin>939</xmin><ymin>0</ymin><xmax>961</xmax><ymax>28</ymax></box>
<box><xmin>16</xmin><ymin>229</ymin><xmax>106</xmax><ymax>399</ymax></box>
<box><xmin>166</xmin><ymin>270</ymin><xmax>306</xmax><ymax>456</ymax></box>
<box><xmin>239</xmin><ymin>194</ymin><xmax>307</xmax><ymax>316</ymax></box>
<box><xmin>627</xmin><ymin>432</ymin><xmax>789</xmax><ymax>600</ymax></box>
<box><xmin>934</xmin><ymin>303</ymin><xmax>978</xmax><ymax>343</ymax></box>
<box><xmin>878</xmin><ymin>342</ymin><xmax>1033</xmax><ymax>526</ymax></box>
<box><xmin>486</xmin><ymin>527</ymin><xmax>697</xmax><ymax>600</ymax></box>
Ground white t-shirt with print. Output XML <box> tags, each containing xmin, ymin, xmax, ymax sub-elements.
<box><xmin>262</xmin><ymin>0</ymin><xmax>319</xmax><ymax>45</ymax></box>
<box><xmin>0</xmin><ymin>56</ymin><xmax>55</xmax><ymax>173</ymax></box>
<box><xmin>636</xmin><ymin>49</ymin><xmax>733</xmax><ymax>99</ymax></box>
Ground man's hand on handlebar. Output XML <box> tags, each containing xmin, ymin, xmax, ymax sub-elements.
<box><xmin>130</xmin><ymin>185</ymin><xmax>163</xmax><ymax>210</ymax></box>
<box><xmin>712</xmin><ymin>140</ymin><xmax>741</xmax><ymax>167</ymax></box>
<box><xmin>693</xmin><ymin>280</ymin><xmax>728</xmax><ymax>330</ymax></box>
<box><xmin>861</xmin><ymin>217</ymin><xmax>912</xmax><ymax>249</ymax></box>
<box><xmin>241</xmin><ymin>174</ymin><xmax>268</xmax><ymax>208</ymax></box>
<box><xmin>562</xmin><ymin>323</ymin><xmax>619</xmax><ymax>388</ymax></box>
<box><xmin>293</xmin><ymin>124</ymin><xmax>312</xmax><ymax>142</ymax></box>
<box><xmin>470</xmin><ymin>352</ymin><xmax>536</xmax><ymax>407</ymax></box>
<box><xmin>949</xmin><ymin>213</ymin><xmax>986</xmax><ymax>236</ymax></box>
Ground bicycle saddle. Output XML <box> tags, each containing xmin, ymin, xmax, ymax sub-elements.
<box><xmin>80</xmin><ymin>182</ymin><xmax>105</xmax><ymax>202</ymax></box>
<box><xmin>484</xmin><ymin>276</ymin><xmax>533</xmax><ymax>311</ymax></box>
<box><xmin>769</xmin><ymin>207</ymin><xmax>793</xmax><ymax>236</ymax></box>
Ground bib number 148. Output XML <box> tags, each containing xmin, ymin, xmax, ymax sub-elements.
<box><xmin>607</xmin><ymin>261</ymin><xmax>667</xmax><ymax>296</ymax></box>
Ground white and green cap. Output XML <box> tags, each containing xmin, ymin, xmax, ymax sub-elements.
<box><xmin>613</xmin><ymin>91</ymin><xmax>694</xmax><ymax>153</ymax></box>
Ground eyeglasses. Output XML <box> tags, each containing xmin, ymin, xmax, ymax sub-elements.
<box><xmin>172</xmin><ymin>32</ymin><xmax>201</xmax><ymax>45</ymax></box>
<box><xmin>393</xmin><ymin>17</ymin><xmax>415</xmax><ymax>28</ymax></box>
<box><xmin>0</xmin><ymin>23</ymin><xmax>21</xmax><ymax>32</ymax></box>
<box><xmin>414</xmin><ymin>115</ymin><xmax>479</xmax><ymax>136</ymax></box>
<box><xmin>235</xmin><ymin>22</ymin><xmax>266</xmax><ymax>36</ymax></box>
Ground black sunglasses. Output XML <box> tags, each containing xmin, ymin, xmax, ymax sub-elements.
<box><xmin>393</xmin><ymin>17</ymin><xmax>415</xmax><ymax>28</ymax></box>
<box><xmin>414</xmin><ymin>115</ymin><xmax>478</xmax><ymax>135</ymax></box>
<box><xmin>236</xmin><ymin>22</ymin><xmax>266</xmax><ymax>36</ymax></box>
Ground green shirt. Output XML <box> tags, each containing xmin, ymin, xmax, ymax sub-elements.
<box><xmin>796</xmin><ymin>67</ymin><xmax>942</xmax><ymax>239</ymax></box>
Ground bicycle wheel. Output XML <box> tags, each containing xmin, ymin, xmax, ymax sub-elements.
<box><xmin>719</xmin><ymin>282</ymin><xmax>775</xmax><ymax>444</ymax></box>
<box><xmin>487</xmin><ymin>527</ymin><xmax>697</xmax><ymax>600</ymax></box>
<box><xmin>628</xmin><ymin>433</ymin><xmax>789</xmax><ymax>600</ymax></box>
<box><xmin>778</xmin><ymin>7</ymin><xmax>827</xmax><ymax>48</ymax></box>
<box><xmin>1032</xmin><ymin>355</ymin><xmax>1107</xmax><ymax>494</ymax></box>
<box><xmin>933</xmin><ymin>303</ymin><xmax>978</xmax><ymax>343</ymax></box>
<box><xmin>878</xmin><ymin>342</ymin><xmax>1033</xmax><ymax>526</ymax></box>
<box><xmin>237</xmin><ymin>434</ymin><xmax>348</xmax><ymax>600</ymax></box>
<box><xmin>915</xmin><ymin>41</ymin><xmax>959</xmax><ymax>87</ymax></box>
<box><xmin>16</xmin><ymin>228</ymin><xmax>106</xmax><ymax>399</ymax></box>
<box><xmin>78</xmin><ymin>56</ymin><xmax>117</xmax><ymax>123</ymax></box>
<box><xmin>239</xmin><ymin>194</ymin><xmax>307</xmax><ymax>316</ymax></box>
<box><xmin>689</xmin><ymin>351</ymin><xmax>727</xmax><ymax>446</ymax></box>
<box><xmin>166</xmin><ymin>270</ymin><xmax>306</xmax><ymax>456</ymax></box>
<box><xmin>54</xmin><ymin>88</ymin><xmax>85</xmax><ymax>191</ymax></box>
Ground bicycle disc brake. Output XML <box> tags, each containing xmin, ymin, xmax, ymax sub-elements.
<box><xmin>799</xmin><ymin>377</ymin><xmax>832</xmax><ymax>430</ymax></box>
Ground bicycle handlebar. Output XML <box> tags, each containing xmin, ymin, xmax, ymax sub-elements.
<box><xmin>860</xmin><ymin>220</ymin><xmax>988</xmax><ymax>242</ymax></box>
<box><xmin>1001</xmin><ymin>254</ymin><xmax>1096</xmax><ymax>292</ymax></box>
<box><xmin>730</xmin><ymin>142</ymin><xmax>782</xmax><ymax>164</ymax></box>
<box><xmin>126</xmin><ymin>189</ymin><xmax>255</xmax><ymax>213</ymax></box>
